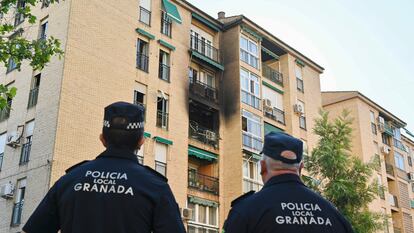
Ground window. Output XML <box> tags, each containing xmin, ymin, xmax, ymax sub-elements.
<box><xmin>243</xmin><ymin>156</ymin><xmax>263</xmax><ymax>192</ymax></box>
<box><xmin>41</xmin><ymin>0</ymin><xmax>50</xmax><ymax>8</ymax></box>
<box><xmin>240</xmin><ymin>36</ymin><xmax>259</xmax><ymax>69</ymax></box>
<box><xmin>382</xmin><ymin>134</ymin><xmax>390</xmax><ymax>146</ymax></box>
<box><xmin>242</xmin><ymin>110</ymin><xmax>263</xmax><ymax>152</ymax></box>
<box><xmin>28</xmin><ymin>74</ymin><xmax>41</xmax><ymax>108</ymax></box>
<box><xmin>136</xmin><ymin>39</ymin><xmax>149</xmax><ymax>72</ymax></box>
<box><xmin>370</xmin><ymin>111</ymin><xmax>377</xmax><ymax>135</ymax></box>
<box><xmin>20</xmin><ymin>120</ymin><xmax>34</xmax><ymax>165</ymax></box>
<box><xmin>156</xmin><ymin>93</ymin><xmax>169</xmax><ymax>129</ymax></box>
<box><xmin>189</xmin><ymin>68</ymin><xmax>215</xmax><ymax>88</ymax></box>
<box><xmin>0</xmin><ymin>133</ymin><xmax>6</xmax><ymax>171</ymax></box>
<box><xmin>134</xmin><ymin>83</ymin><xmax>146</xmax><ymax>120</ymax></box>
<box><xmin>0</xmin><ymin>96</ymin><xmax>12</xmax><ymax>121</ymax></box>
<box><xmin>161</xmin><ymin>11</ymin><xmax>172</xmax><ymax>37</ymax></box>
<box><xmin>11</xmin><ymin>178</ymin><xmax>26</xmax><ymax>226</ymax></box>
<box><xmin>190</xmin><ymin>28</ymin><xmax>215</xmax><ymax>60</ymax></box>
<box><xmin>295</xmin><ymin>64</ymin><xmax>304</xmax><ymax>92</ymax></box>
<box><xmin>187</xmin><ymin>200</ymin><xmax>219</xmax><ymax>233</ymax></box>
<box><xmin>14</xmin><ymin>0</ymin><xmax>26</xmax><ymax>26</ymax></box>
<box><xmin>39</xmin><ymin>21</ymin><xmax>48</xmax><ymax>40</ymax></box>
<box><xmin>240</xmin><ymin>69</ymin><xmax>260</xmax><ymax>109</ymax></box>
<box><xmin>394</xmin><ymin>152</ymin><xmax>404</xmax><ymax>171</ymax></box>
<box><xmin>262</xmin><ymin>85</ymin><xmax>284</xmax><ymax>124</ymax></box>
<box><xmin>155</xmin><ymin>142</ymin><xmax>167</xmax><ymax>176</ymax></box>
<box><xmin>297</xmin><ymin>101</ymin><xmax>306</xmax><ymax>130</ymax></box>
<box><xmin>135</xmin><ymin>144</ymin><xmax>144</xmax><ymax>165</ymax></box>
<box><xmin>158</xmin><ymin>50</ymin><xmax>170</xmax><ymax>82</ymax></box>
<box><xmin>139</xmin><ymin>0</ymin><xmax>151</xmax><ymax>25</ymax></box>
<box><xmin>7</xmin><ymin>33</ymin><xmax>21</xmax><ymax>73</ymax></box>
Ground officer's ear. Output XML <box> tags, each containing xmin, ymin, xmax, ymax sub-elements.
<box><xmin>136</xmin><ymin>135</ymin><xmax>145</xmax><ymax>149</ymax></box>
<box><xmin>99</xmin><ymin>133</ymin><xmax>108</xmax><ymax>148</ymax></box>
<box><xmin>260</xmin><ymin>159</ymin><xmax>267</xmax><ymax>176</ymax></box>
<box><xmin>298</xmin><ymin>161</ymin><xmax>304</xmax><ymax>175</ymax></box>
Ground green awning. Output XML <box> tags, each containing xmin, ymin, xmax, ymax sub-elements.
<box><xmin>188</xmin><ymin>196</ymin><xmax>219</xmax><ymax>207</ymax></box>
<box><xmin>241</xmin><ymin>25</ymin><xmax>263</xmax><ymax>41</ymax></box>
<box><xmin>261</xmin><ymin>47</ymin><xmax>279</xmax><ymax>60</ymax></box>
<box><xmin>135</xmin><ymin>28</ymin><xmax>155</xmax><ymax>40</ymax></box>
<box><xmin>264</xmin><ymin>122</ymin><xmax>284</xmax><ymax>135</ymax></box>
<box><xmin>295</xmin><ymin>58</ymin><xmax>306</xmax><ymax>67</ymax></box>
<box><xmin>191</xmin><ymin>13</ymin><xmax>220</xmax><ymax>32</ymax></box>
<box><xmin>188</xmin><ymin>146</ymin><xmax>218</xmax><ymax>162</ymax></box>
<box><xmin>162</xmin><ymin>0</ymin><xmax>182</xmax><ymax>24</ymax></box>
<box><xmin>153</xmin><ymin>136</ymin><xmax>173</xmax><ymax>145</ymax></box>
<box><xmin>262</xmin><ymin>81</ymin><xmax>284</xmax><ymax>94</ymax></box>
<box><xmin>191</xmin><ymin>51</ymin><xmax>224</xmax><ymax>71</ymax></box>
<box><xmin>144</xmin><ymin>132</ymin><xmax>151</xmax><ymax>138</ymax></box>
<box><xmin>158</xmin><ymin>39</ymin><xmax>176</xmax><ymax>51</ymax></box>
<box><xmin>244</xmin><ymin>150</ymin><xmax>262</xmax><ymax>160</ymax></box>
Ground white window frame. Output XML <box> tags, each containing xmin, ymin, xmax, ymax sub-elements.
<box><xmin>240</xmin><ymin>36</ymin><xmax>259</xmax><ymax>69</ymax></box>
<box><xmin>262</xmin><ymin>85</ymin><xmax>283</xmax><ymax>110</ymax></box>
<box><xmin>240</xmin><ymin>69</ymin><xmax>260</xmax><ymax>109</ymax></box>
<box><xmin>187</xmin><ymin>201</ymin><xmax>219</xmax><ymax>231</ymax></box>
<box><xmin>155</xmin><ymin>142</ymin><xmax>167</xmax><ymax>176</ymax></box>
<box><xmin>242</xmin><ymin>157</ymin><xmax>263</xmax><ymax>193</ymax></box>
<box><xmin>242</xmin><ymin>110</ymin><xmax>262</xmax><ymax>138</ymax></box>
<box><xmin>394</xmin><ymin>152</ymin><xmax>405</xmax><ymax>171</ymax></box>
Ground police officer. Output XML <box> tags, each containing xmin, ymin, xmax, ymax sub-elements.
<box><xmin>23</xmin><ymin>102</ymin><xmax>186</xmax><ymax>233</ymax></box>
<box><xmin>223</xmin><ymin>132</ymin><xmax>354</xmax><ymax>233</ymax></box>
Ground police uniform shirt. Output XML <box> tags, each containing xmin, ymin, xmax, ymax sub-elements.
<box><xmin>223</xmin><ymin>174</ymin><xmax>354</xmax><ymax>233</ymax></box>
<box><xmin>23</xmin><ymin>147</ymin><xmax>186</xmax><ymax>233</ymax></box>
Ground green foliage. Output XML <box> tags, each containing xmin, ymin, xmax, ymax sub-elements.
<box><xmin>304</xmin><ymin>110</ymin><xmax>384</xmax><ymax>233</ymax></box>
<box><xmin>0</xmin><ymin>0</ymin><xmax>63</xmax><ymax>109</ymax></box>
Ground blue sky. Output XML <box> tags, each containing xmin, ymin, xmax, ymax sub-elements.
<box><xmin>189</xmin><ymin>0</ymin><xmax>414</xmax><ymax>131</ymax></box>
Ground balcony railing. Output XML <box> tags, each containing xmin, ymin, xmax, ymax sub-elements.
<box><xmin>263</xmin><ymin>107</ymin><xmax>285</xmax><ymax>125</ymax></box>
<box><xmin>139</xmin><ymin>7</ymin><xmax>151</xmax><ymax>25</ymax></box>
<box><xmin>136</xmin><ymin>53</ymin><xmax>149</xmax><ymax>72</ymax></box>
<box><xmin>161</xmin><ymin>13</ymin><xmax>171</xmax><ymax>37</ymax></box>
<box><xmin>156</xmin><ymin>110</ymin><xmax>169</xmax><ymax>129</ymax></box>
<box><xmin>379</xmin><ymin>123</ymin><xmax>394</xmax><ymax>136</ymax></box>
<box><xmin>262</xmin><ymin>64</ymin><xmax>283</xmax><ymax>86</ymax></box>
<box><xmin>19</xmin><ymin>141</ymin><xmax>32</xmax><ymax>165</ymax></box>
<box><xmin>188</xmin><ymin>170</ymin><xmax>219</xmax><ymax>195</ymax></box>
<box><xmin>190</xmin><ymin>35</ymin><xmax>221</xmax><ymax>64</ymax></box>
<box><xmin>158</xmin><ymin>64</ymin><xmax>170</xmax><ymax>82</ymax></box>
<box><xmin>242</xmin><ymin>132</ymin><xmax>263</xmax><ymax>152</ymax></box>
<box><xmin>243</xmin><ymin>178</ymin><xmax>263</xmax><ymax>193</ymax></box>
<box><xmin>11</xmin><ymin>201</ymin><xmax>23</xmax><ymax>226</ymax></box>
<box><xmin>27</xmin><ymin>87</ymin><xmax>39</xmax><ymax>108</ymax></box>
<box><xmin>188</xmin><ymin>223</ymin><xmax>219</xmax><ymax>233</ymax></box>
<box><xmin>189</xmin><ymin>80</ymin><xmax>217</xmax><ymax>103</ymax></box>
<box><xmin>385</xmin><ymin>163</ymin><xmax>394</xmax><ymax>176</ymax></box>
<box><xmin>189</xmin><ymin>121</ymin><xmax>219</xmax><ymax>148</ymax></box>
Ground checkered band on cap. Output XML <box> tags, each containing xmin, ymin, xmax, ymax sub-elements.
<box><xmin>126</xmin><ymin>122</ymin><xmax>144</xmax><ymax>130</ymax></box>
<box><xmin>103</xmin><ymin>120</ymin><xmax>111</xmax><ymax>128</ymax></box>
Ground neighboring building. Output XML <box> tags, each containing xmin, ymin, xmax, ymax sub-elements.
<box><xmin>0</xmin><ymin>0</ymin><xmax>323</xmax><ymax>232</ymax></box>
<box><xmin>322</xmin><ymin>91</ymin><xmax>414</xmax><ymax>233</ymax></box>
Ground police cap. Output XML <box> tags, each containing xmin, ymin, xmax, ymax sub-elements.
<box><xmin>261</xmin><ymin>132</ymin><xmax>303</xmax><ymax>164</ymax></box>
<box><xmin>103</xmin><ymin>102</ymin><xmax>144</xmax><ymax>131</ymax></box>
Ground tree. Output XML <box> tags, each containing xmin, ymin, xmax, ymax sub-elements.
<box><xmin>304</xmin><ymin>110</ymin><xmax>383</xmax><ymax>233</ymax></box>
<box><xmin>0</xmin><ymin>0</ymin><xmax>63</xmax><ymax>109</ymax></box>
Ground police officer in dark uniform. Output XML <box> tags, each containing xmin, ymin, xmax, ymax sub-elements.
<box><xmin>23</xmin><ymin>102</ymin><xmax>186</xmax><ymax>233</ymax></box>
<box><xmin>223</xmin><ymin>132</ymin><xmax>354</xmax><ymax>233</ymax></box>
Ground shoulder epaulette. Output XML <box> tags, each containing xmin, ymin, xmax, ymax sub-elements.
<box><xmin>231</xmin><ymin>190</ymin><xmax>255</xmax><ymax>207</ymax></box>
<box><xmin>65</xmin><ymin>160</ymin><xmax>90</xmax><ymax>173</ymax></box>
<box><xmin>144</xmin><ymin>165</ymin><xmax>168</xmax><ymax>182</ymax></box>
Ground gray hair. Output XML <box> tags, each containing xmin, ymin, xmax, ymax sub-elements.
<box><xmin>261</xmin><ymin>154</ymin><xmax>301</xmax><ymax>172</ymax></box>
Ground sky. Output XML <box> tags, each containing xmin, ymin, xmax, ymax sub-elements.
<box><xmin>189</xmin><ymin>0</ymin><xmax>414</xmax><ymax>131</ymax></box>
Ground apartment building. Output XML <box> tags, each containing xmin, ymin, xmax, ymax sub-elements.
<box><xmin>322</xmin><ymin>91</ymin><xmax>414</xmax><ymax>233</ymax></box>
<box><xmin>0</xmin><ymin>0</ymin><xmax>324</xmax><ymax>232</ymax></box>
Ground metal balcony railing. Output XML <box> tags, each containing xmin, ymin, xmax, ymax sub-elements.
<box><xmin>188</xmin><ymin>170</ymin><xmax>219</xmax><ymax>195</ymax></box>
<box><xmin>136</xmin><ymin>53</ymin><xmax>149</xmax><ymax>72</ymax></box>
<box><xmin>156</xmin><ymin>110</ymin><xmax>168</xmax><ymax>129</ymax></box>
<box><xmin>11</xmin><ymin>201</ymin><xmax>24</xmax><ymax>226</ymax></box>
<box><xmin>139</xmin><ymin>7</ymin><xmax>151</xmax><ymax>25</ymax></box>
<box><xmin>263</xmin><ymin>107</ymin><xmax>285</xmax><ymax>125</ymax></box>
<box><xmin>242</xmin><ymin>132</ymin><xmax>263</xmax><ymax>152</ymax></box>
<box><xmin>27</xmin><ymin>87</ymin><xmax>39</xmax><ymax>108</ymax></box>
<box><xmin>161</xmin><ymin>13</ymin><xmax>171</xmax><ymax>37</ymax></box>
<box><xmin>189</xmin><ymin>80</ymin><xmax>217</xmax><ymax>103</ymax></box>
<box><xmin>262</xmin><ymin>64</ymin><xmax>283</xmax><ymax>86</ymax></box>
<box><xmin>385</xmin><ymin>163</ymin><xmax>394</xmax><ymax>176</ymax></box>
<box><xmin>19</xmin><ymin>141</ymin><xmax>32</xmax><ymax>165</ymax></box>
<box><xmin>190</xmin><ymin>35</ymin><xmax>221</xmax><ymax>64</ymax></box>
<box><xmin>158</xmin><ymin>64</ymin><xmax>170</xmax><ymax>82</ymax></box>
<box><xmin>189</xmin><ymin>121</ymin><xmax>219</xmax><ymax>148</ymax></box>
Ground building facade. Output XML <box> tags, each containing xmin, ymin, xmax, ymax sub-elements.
<box><xmin>0</xmin><ymin>0</ymin><xmax>324</xmax><ymax>232</ymax></box>
<box><xmin>322</xmin><ymin>91</ymin><xmax>414</xmax><ymax>233</ymax></box>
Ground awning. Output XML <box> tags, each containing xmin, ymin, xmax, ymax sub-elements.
<box><xmin>158</xmin><ymin>39</ymin><xmax>176</xmax><ymax>51</ymax></box>
<box><xmin>191</xmin><ymin>51</ymin><xmax>224</xmax><ymax>71</ymax></box>
<box><xmin>243</xmin><ymin>150</ymin><xmax>262</xmax><ymax>161</ymax></box>
<box><xmin>262</xmin><ymin>81</ymin><xmax>284</xmax><ymax>94</ymax></box>
<box><xmin>188</xmin><ymin>196</ymin><xmax>219</xmax><ymax>207</ymax></box>
<box><xmin>188</xmin><ymin>146</ymin><xmax>218</xmax><ymax>162</ymax></box>
<box><xmin>162</xmin><ymin>0</ymin><xmax>182</xmax><ymax>24</ymax></box>
<box><xmin>135</xmin><ymin>28</ymin><xmax>155</xmax><ymax>40</ymax></box>
<box><xmin>153</xmin><ymin>136</ymin><xmax>173</xmax><ymax>145</ymax></box>
<box><xmin>261</xmin><ymin>47</ymin><xmax>279</xmax><ymax>60</ymax></box>
<box><xmin>295</xmin><ymin>58</ymin><xmax>306</xmax><ymax>67</ymax></box>
<box><xmin>191</xmin><ymin>13</ymin><xmax>220</xmax><ymax>32</ymax></box>
<box><xmin>264</xmin><ymin>122</ymin><xmax>283</xmax><ymax>135</ymax></box>
<box><xmin>144</xmin><ymin>132</ymin><xmax>151</xmax><ymax>138</ymax></box>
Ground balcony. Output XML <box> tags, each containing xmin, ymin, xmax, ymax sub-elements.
<box><xmin>19</xmin><ymin>141</ymin><xmax>31</xmax><ymax>165</ymax></box>
<box><xmin>386</xmin><ymin>163</ymin><xmax>394</xmax><ymax>176</ymax></box>
<box><xmin>188</xmin><ymin>169</ymin><xmax>219</xmax><ymax>195</ymax></box>
<box><xmin>379</xmin><ymin>123</ymin><xmax>394</xmax><ymax>136</ymax></box>
<box><xmin>136</xmin><ymin>53</ymin><xmax>149</xmax><ymax>72</ymax></box>
<box><xmin>11</xmin><ymin>201</ymin><xmax>23</xmax><ymax>226</ymax></box>
<box><xmin>262</xmin><ymin>64</ymin><xmax>283</xmax><ymax>86</ymax></box>
<box><xmin>263</xmin><ymin>106</ymin><xmax>285</xmax><ymax>125</ymax></box>
<box><xmin>243</xmin><ymin>178</ymin><xmax>263</xmax><ymax>193</ymax></box>
<box><xmin>190</xmin><ymin>35</ymin><xmax>221</xmax><ymax>65</ymax></box>
<box><xmin>27</xmin><ymin>87</ymin><xmax>39</xmax><ymax>108</ymax></box>
<box><xmin>189</xmin><ymin>80</ymin><xmax>217</xmax><ymax>103</ymax></box>
<box><xmin>189</xmin><ymin>120</ymin><xmax>219</xmax><ymax>148</ymax></box>
<box><xmin>242</xmin><ymin>132</ymin><xmax>263</xmax><ymax>152</ymax></box>
<box><xmin>156</xmin><ymin>110</ymin><xmax>168</xmax><ymax>129</ymax></box>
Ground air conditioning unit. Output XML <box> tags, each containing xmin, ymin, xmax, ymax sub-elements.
<box><xmin>0</xmin><ymin>183</ymin><xmax>14</xmax><ymax>199</ymax></box>
<box><xmin>263</xmin><ymin>99</ymin><xmax>272</xmax><ymax>108</ymax></box>
<box><xmin>293</xmin><ymin>104</ymin><xmax>304</xmax><ymax>115</ymax></box>
<box><xmin>377</xmin><ymin>116</ymin><xmax>385</xmax><ymax>125</ymax></box>
<box><xmin>408</xmin><ymin>172</ymin><xmax>414</xmax><ymax>181</ymax></box>
<box><xmin>6</xmin><ymin>131</ymin><xmax>21</xmax><ymax>148</ymax></box>
<box><xmin>382</xmin><ymin>145</ymin><xmax>391</xmax><ymax>155</ymax></box>
<box><xmin>180</xmin><ymin>207</ymin><xmax>193</xmax><ymax>220</ymax></box>
<box><xmin>205</xmin><ymin>130</ymin><xmax>217</xmax><ymax>141</ymax></box>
